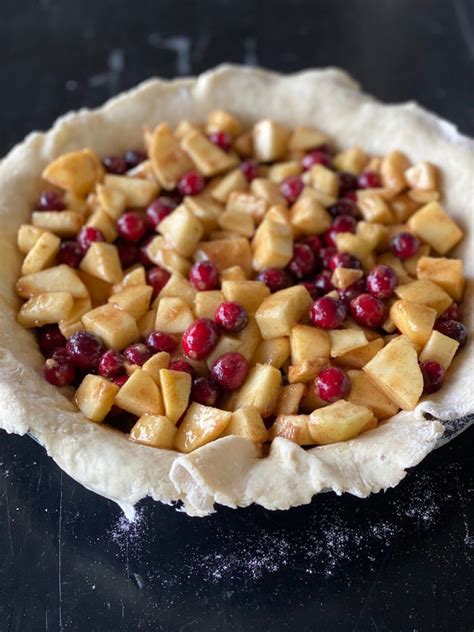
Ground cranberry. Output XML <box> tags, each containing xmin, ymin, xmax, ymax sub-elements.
<box><xmin>350</xmin><ymin>293</ymin><xmax>386</xmax><ymax>328</ymax></box>
<box><xmin>390</xmin><ymin>232</ymin><xmax>420</xmax><ymax>259</ymax></box>
<box><xmin>189</xmin><ymin>261</ymin><xmax>220</xmax><ymax>291</ymax></box>
<box><xmin>210</xmin><ymin>352</ymin><xmax>248</xmax><ymax>390</ymax></box>
<box><xmin>324</xmin><ymin>215</ymin><xmax>357</xmax><ymax>247</ymax></box>
<box><xmin>314</xmin><ymin>270</ymin><xmax>334</xmax><ymax>295</ymax></box>
<box><xmin>300</xmin><ymin>235</ymin><xmax>322</xmax><ymax>256</ymax></box>
<box><xmin>123</xmin><ymin>149</ymin><xmax>147</xmax><ymax>169</ymax></box>
<box><xmin>240</xmin><ymin>159</ymin><xmax>259</xmax><ymax>182</ymax></box>
<box><xmin>438</xmin><ymin>303</ymin><xmax>461</xmax><ymax>323</ymax></box>
<box><xmin>177</xmin><ymin>170</ymin><xmax>205</xmax><ymax>196</ymax></box>
<box><xmin>329</xmin><ymin>252</ymin><xmax>361</xmax><ymax>271</ymax></box>
<box><xmin>366</xmin><ymin>265</ymin><xmax>397</xmax><ymax>299</ymax></box>
<box><xmin>146</xmin><ymin>197</ymin><xmax>178</xmax><ymax>229</ymax></box>
<box><xmin>357</xmin><ymin>171</ymin><xmax>381</xmax><ymax>189</ymax></box>
<box><xmin>43</xmin><ymin>352</ymin><xmax>76</xmax><ymax>386</ymax></box>
<box><xmin>344</xmin><ymin>191</ymin><xmax>357</xmax><ymax>203</ymax></box>
<box><xmin>191</xmin><ymin>377</ymin><xmax>219</xmax><ymax>406</ymax></box>
<box><xmin>57</xmin><ymin>241</ymin><xmax>82</xmax><ymax>268</ymax></box>
<box><xmin>288</xmin><ymin>243</ymin><xmax>316</xmax><ymax>279</ymax></box>
<box><xmin>146</xmin><ymin>266</ymin><xmax>171</xmax><ymax>297</ymax></box>
<box><xmin>139</xmin><ymin>236</ymin><xmax>156</xmax><ymax>268</ymax></box>
<box><xmin>182</xmin><ymin>318</ymin><xmax>220</xmax><ymax>360</ymax></box>
<box><xmin>257</xmin><ymin>268</ymin><xmax>291</xmax><ymax>293</ymax></box>
<box><xmin>98</xmin><ymin>350</ymin><xmax>125</xmax><ymax>378</ymax></box>
<box><xmin>215</xmin><ymin>302</ymin><xmax>249</xmax><ymax>333</ymax></box>
<box><xmin>300</xmin><ymin>281</ymin><xmax>319</xmax><ymax>300</ymax></box>
<box><xmin>318</xmin><ymin>247</ymin><xmax>337</xmax><ymax>270</ymax></box>
<box><xmin>301</xmin><ymin>148</ymin><xmax>332</xmax><ymax>170</ymax></box>
<box><xmin>280</xmin><ymin>176</ymin><xmax>304</xmax><ymax>204</ymax></box>
<box><xmin>123</xmin><ymin>343</ymin><xmax>151</xmax><ymax>366</ymax></box>
<box><xmin>420</xmin><ymin>360</ymin><xmax>445</xmax><ymax>394</ymax></box>
<box><xmin>66</xmin><ymin>331</ymin><xmax>105</xmax><ymax>371</ymax></box>
<box><xmin>102</xmin><ymin>155</ymin><xmax>127</xmax><ymax>174</ymax></box>
<box><xmin>435</xmin><ymin>320</ymin><xmax>468</xmax><ymax>348</ymax></box>
<box><xmin>116</xmin><ymin>240</ymin><xmax>139</xmax><ymax>269</ymax></box>
<box><xmin>145</xmin><ymin>331</ymin><xmax>177</xmax><ymax>354</ymax></box>
<box><xmin>209</xmin><ymin>131</ymin><xmax>232</xmax><ymax>152</ymax></box>
<box><xmin>76</xmin><ymin>227</ymin><xmax>105</xmax><ymax>254</ymax></box>
<box><xmin>338</xmin><ymin>172</ymin><xmax>358</xmax><ymax>196</ymax></box>
<box><xmin>328</xmin><ymin>198</ymin><xmax>358</xmax><ymax>218</ymax></box>
<box><xmin>112</xmin><ymin>374</ymin><xmax>129</xmax><ymax>388</ymax></box>
<box><xmin>117</xmin><ymin>211</ymin><xmax>147</xmax><ymax>242</ymax></box>
<box><xmin>37</xmin><ymin>190</ymin><xmax>65</xmax><ymax>211</ymax></box>
<box><xmin>38</xmin><ymin>324</ymin><xmax>66</xmax><ymax>357</ymax></box>
<box><xmin>315</xmin><ymin>367</ymin><xmax>351</xmax><ymax>403</ymax></box>
<box><xmin>169</xmin><ymin>360</ymin><xmax>195</xmax><ymax>377</ymax></box>
<box><xmin>337</xmin><ymin>278</ymin><xmax>366</xmax><ymax>306</ymax></box>
<box><xmin>310</xmin><ymin>297</ymin><xmax>347</xmax><ymax>329</ymax></box>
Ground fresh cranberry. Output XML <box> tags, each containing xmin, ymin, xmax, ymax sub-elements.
<box><xmin>76</xmin><ymin>227</ymin><xmax>105</xmax><ymax>254</ymax></box>
<box><xmin>98</xmin><ymin>350</ymin><xmax>125</xmax><ymax>378</ymax></box>
<box><xmin>117</xmin><ymin>211</ymin><xmax>147</xmax><ymax>242</ymax></box>
<box><xmin>344</xmin><ymin>191</ymin><xmax>357</xmax><ymax>203</ymax></box>
<box><xmin>43</xmin><ymin>352</ymin><xmax>76</xmax><ymax>386</ymax></box>
<box><xmin>146</xmin><ymin>266</ymin><xmax>171</xmax><ymax>297</ymax></box>
<box><xmin>37</xmin><ymin>191</ymin><xmax>65</xmax><ymax>211</ymax></box>
<box><xmin>191</xmin><ymin>377</ymin><xmax>219</xmax><ymax>406</ymax></box>
<box><xmin>138</xmin><ymin>235</ymin><xmax>156</xmax><ymax>268</ymax></box>
<box><xmin>300</xmin><ymin>235</ymin><xmax>323</xmax><ymax>256</ymax></box>
<box><xmin>300</xmin><ymin>281</ymin><xmax>319</xmax><ymax>300</ymax></box>
<box><xmin>437</xmin><ymin>303</ymin><xmax>461</xmax><ymax>323</ymax></box>
<box><xmin>318</xmin><ymin>247</ymin><xmax>337</xmax><ymax>270</ymax></box>
<box><xmin>38</xmin><ymin>325</ymin><xmax>66</xmax><ymax>357</ymax></box>
<box><xmin>390</xmin><ymin>232</ymin><xmax>420</xmax><ymax>259</ymax></box>
<box><xmin>209</xmin><ymin>131</ymin><xmax>232</xmax><ymax>152</ymax></box>
<box><xmin>182</xmin><ymin>318</ymin><xmax>220</xmax><ymax>360</ymax></box>
<box><xmin>338</xmin><ymin>172</ymin><xmax>358</xmax><ymax>197</ymax></box>
<box><xmin>435</xmin><ymin>320</ymin><xmax>468</xmax><ymax>348</ymax></box>
<box><xmin>189</xmin><ymin>261</ymin><xmax>220</xmax><ymax>291</ymax></box>
<box><xmin>350</xmin><ymin>293</ymin><xmax>386</xmax><ymax>328</ymax></box>
<box><xmin>177</xmin><ymin>170</ymin><xmax>205</xmax><ymax>196</ymax></box>
<box><xmin>328</xmin><ymin>199</ymin><xmax>358</xmax><ymax>218</ymax></box>
<box><xmin>280</xmin><ymin>176</ymin><xmax>304</xmax><ymax>204</ymax></box>
<box><xmin>313</xmin><ymin>270</ymin><xmax>334</xmax><ymax>295</ymax></box>
<box><xmin>215</xmin><ymin>302</ymin><xmax>249</xmax><ymax>333</ymax></box>
<box><xmin>66</xmin><ymin>331</ymin><xmax>105</xmax><ymax>371</ymax></box>
<box><xmin>324</xmin><ymin>215</ymin><xmax>357</xmax><ymax>247</ymax></box>
<box><xmin>111</xmin><ymin>374</ymin><xmax>129</xmax><ymax>388</ymax></box>
<box><xmin>146</xmin><ymin>197</ymin><xmax>178</xmax><ymax>229</ymax></box>
<box><xmin>310</xmin><ymin>297</ymin><xmax>347</xmax><ymax>329</ymax></box>
<box><xmin>366</xmin><ymin>265</ymin><xmax>397</xmax><ymax>299</ymax></box>
<box><xmin>240</xmin><ymin>159</ymin><xmax>259</xmax><ymax>182</ymax></box>
<box><xmin>210</xmin><ymin>352</ymin><xmax>248</xmax><ymax>390</ymax></box>
<box><xmin>420</xmin><ymin>360</ymin><xmax>445</xmax><ymax>394</ymax></box>
<box><xmin>357</xmin><ymin>171</ymin><xmax>381</xmax><ymax>189</ymax></box>
<box><xmin>123</xmin><ymin>343</ymin><xmax>151</xmax><ymax>366</ymax></box>
<box><xmin>57</xmin><ymin>241</ymin><xmax>82</xmax><ymax>268</ymax></box>
<box><xmin>337</xmin><ymin>278</ymin><xmax>366</xmax><ymax>306</ymax></box>
<box><xmin>301</xmin><ymin>148</ymin><xmax>332</xmax><ymax>170</ymax></box>
<box><xmin>145</xmin><ymin>331</ymin><xmax>177</xmax><ymax>354</ymax></box>
<box><xmin>103</xmin><ymin>155</ymin><xmax>127</xmax><ymax>174</ymax></box>
<box><xmin>123</xmin><ymin>149</ymin><xmax>147</xmax><ymax>169</ymax></box>
<box><xmin>169</xmin><ymin>360</ymin><xmax>195</xmax><ymax>377</ymax></box>
<box><xmin>116</xmin><ymin>240</ymin><xmax>139</xmax><ymax>269</ymax></box>
<box><xmin>315</xmin><ymin>367</ymin><xmax>351</xmax><ymax>403</ymax></box>
<box><xmin>288</xmin><ymin>243</ymin><xmax>316</xmax><ymax>279</ymax></box>
<box><xmin>257</xmin><ymin>268</ymin><xmax>292</xmax><ymax>293</ymax></box>
<box><xmin>329</xmin><ymin>252</ymin><xmax>362</xmax><ymax>271</ymax></box>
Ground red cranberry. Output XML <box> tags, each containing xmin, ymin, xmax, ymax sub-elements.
<box><xmin>344</xmin><ymin>191</ymin><xmax>357</xmax><ymax>203</ymax></box>
<box><xmin>182</xmin><ymin>318</ymin><xmax>220</xmax><ymax>360</ymax></box>
<box><xmin>435</xmin><ymin>320</ymin><xmax>468</xmax><ymax>348</ymax></box>
<box><xmin>117</xmin><ymin>211</ymin><xmax>147</xmax><ymax>242</ymax></box>
<box><xmin>315</xmin><ymin>367</ymin><xmax>351</xmax><ymax>403</ymax></box>
<box><xmin>177</xmin><ymin>170</ymin><xmax>205</xmax><ymax>196</ymax></box>
<box><xmin>357</xmin><ymin>171</ymin><xmax>381</xmax><ymax>189</ymax></box>
<box><xmin>299</xmin><ymin>281</ymin><xmax>319</xmax><ymax>300</ymax></box>
<box><xmin>98</xmin><ymin>350</ymin><xmax>125</xmax><ymax>378</ymax></box>
<box><xmin>189</xmin><ymin>261</ymin><xmax>220</xmax><ymax>291</ymax></box>
<box><xmin>38</xmin><ymin>324</ymin><xmax>66</xmax><ymax>357</ymax></box>
<box><xmin>338</xmin><ymin>172</ymin><xmax>358</xmax><ymax>196</ymax></box>
<box><xmin>240</xmin><ymin>159</ymin><xmax>259</xmax><ymax>182</ymax></box>
<box><xmin>280</xmin><ymin>176</ymin><xmax>304</xmax><ymax>204</ymax></box>
<box><xmin>318</xmin><ymin>247</ymin><xmax>337</xmax><ymax>270</ymax></box>
<box><xmin>124</xmin><ymin>149</ymin><xmax>147</xmax><ymax>169</ymax></box>
<box><xmin>366</xmin><ymin>265</ymin><xmax>397</xmax><ymax>299</ymax></box>
<box><xmin>191</xmin><ymin>377</ymin><xmax>219</xmax><ymax>406</ymax></box>
<box><xmin>209</xmin><ymin>131</ymin><xmax>232</xmax><ymax>152</ymax></box>
<box><xmin>329</xmin><ymin>252</ymin><xmax>362</xmax><ymax>271</ymax></box>
<box><xmin>300</xmin><ymin>235</ymin><xmax>322</xmax><ymax>255</ymax></box>
<box><xmin>146</xmin><ymin>196</ymin><xmax>178</xmax><ymax>229</ymax></box>
<box><xmin>66</xmin><ymin>331</ymin><xmax>105</xmax><ymax>371</ymax></box>
<box><xmin>117</xmin><ymin>240</ymin><xmax>139</xmax><ymax>269</ymax></box>
<box><xmin>147</xmin><ymin>266</ymin><xmax>171</xmax><ymax>297</ymax></box>
<box><xmin>301</xmin><ymin>148</ymin><xmax>332</xmax><ymax>170</ymax></box>
<box><xmin>310</xmin><ymin>297</ymin><xmax>347</xmax><ymax>329</ymax></box>
<box><xmin>328</xmin><ymin>199</ymin><xmax>358</xmax><ymax>218</ymax></box>
<box><xmin>57</xmin><ymin>241</ymin><xmax>82</xmax><ymax>268</ymax></box>
<box><xmin>37</xmin><ymin>190</ymin><xmax>65</xmax><ymax>211</ymax></box>
<box><xmin>288</xmin><ymin>243</ymin><xmax>316</xmax><ymax>279</ymax></box>
<box><xmin>257</xmin><ymin>268</ymin><xmax>291</xmax><ymax>293</ymax></box>
<box><xmin>123</xmin><ymin>343</ymin><xmax>151</xmax><ymax>366</ymax></box>
<box><xmin>112</xmin><ymin>374</ymin><xmax>129</xmax><ymax>388</ymax></box>
<box><xmin>337</xmin><ymin>278</ymin><xmax>366</xmax><ymax>306</ymax></box>
<box><xmin>314</xmin><ymin>270</ymin><xmax>334</xmax><ymax>295</ymax></box>
<box><xmin>324</xmin><ymin>215</ymin><xmax>357</xmax><ymax>247</ymax></box>
<box><xmin>43</xmin><ymin>352</ymin><xmax>76</xmax><ymax>386</ymax></box>
<box><xmin>145</xmin><ymin>331</ymin><xmax>177</xmax><ymax>354</ymax></box>
<box><xmin>420</xmin><ymin>360</ymin><xmax>445</xmax><ymax>394</ymax></box>
<box><xmin>350</xmin><ymin>293</ymin><xmax>386</xmax><ymax>328</ymax></box>
<box><xmin>169</xmin><ymin>360</ymin><xmax>195</xmax><ymax>377</ymax></box>
<box><xmin>139</xmin><ymin>235</ymin><xmax>156</xmax><ymax>268</ymax></box>
<box><xmin>215</xmin><ymin>302</ymin><xmax>248</xmax><ymax>333</ymax></box>
<box><xmin>103</xmin><ymin>155</ymin><xmax>127</xmax><ymax>174</ymax></box>
<box><xmin>210</xmin><ymin>352</ymin><xmax>248</xmax><ymax>390</ymax></box>
<box><xmin>390</xmin><ymin>232</ymin><xmax>420</xmax><ymax>259</ymax></box>
<box><xmin>437</xmin><ymin>303</ymin><xmax>461</xmax><ymax>323</ymax></box>
<box><xmin>76</xmin><ymin>227</ymin><xmax>105</xmax><ymax>254</ymax></box>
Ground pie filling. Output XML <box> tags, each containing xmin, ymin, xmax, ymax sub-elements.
<box><xmin>14</xmin><ymin>111</ymin><xmax>468</xmax><ymax>454</ymax></box>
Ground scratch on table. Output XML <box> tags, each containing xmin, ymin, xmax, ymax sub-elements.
<box><xmin>147</xmin><ymin>33</ymin><xmax>191</xmax><ymax>75</ymax></box>
<box><xmin>58</xmin><ymin>471</ymin><xmax>63</xmax><ymax>631</ymax></box>
<box><xmin>4</xmin><ymin>489</ymin><xmax>14</xmax><ymax>558</ymax></box>
<box><xmin>88</xmin><ymin>49</ymin><xmax>125</xmax><ymax>95</ymax></box>
<box><xmin>453</xmin><ymin>0</ymin><xmax>474</xmax><ymax>59</ymax></box>
<box><xmin>351</xmin><ymin>548</ymin><xmax>391</xmax><ymax>631</ymax></box>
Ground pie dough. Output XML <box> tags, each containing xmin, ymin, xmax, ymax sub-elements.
<box><xmin>0</xmin><ymin>65</ymin><xmax>472</xmax><ymax>517</ymax></box>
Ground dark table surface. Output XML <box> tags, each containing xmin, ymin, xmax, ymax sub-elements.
<box><xmin>1</xmin><ymin>1</ymin><xmax>473</xmax><ymax>631</ymax></box>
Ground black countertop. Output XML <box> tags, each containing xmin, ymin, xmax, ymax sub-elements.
<box><xmin>1</xmin><ymin>1</ymin><xmax>473</xmax><ymax>630</ymax></box>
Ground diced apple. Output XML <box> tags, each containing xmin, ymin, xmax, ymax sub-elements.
<box><xmin>42</xmin><ymin>148</ymin><xmax>104</xmax><ymax>196</ymax></box>
<box><xmin>194</xmin><ymin>290</ymin><xmax>225</xmax><ymax>319</ymax></box>
<box><xmin>157</xmin><ymin>272</ymin><xmax>196</xmax><ymax>307</ymax></box>
<box><xmin>21</xmin><ymin>231</ymin><xmax>60</xmax><ymax>275</ymax></box>
<box><xmin>299</xmin><ymin>383</ymin><xmax>328</xmax><ymax>413</ymax></box>
<box><xmin>416</xmin><ymin>256</ymin><xmax>464</xmax><ymax>301</ymax></box>
<box><xmin>380</xmin><ymin>150</ymin><xmax>410</xmax><ymax>192</ymax></box>
<box><xmin>196</xmin><ymin>238</ymin><xmax>253</xmax><ymax>277</ymax></box>
<box><xmin>252</xmin><ymin>119</ymin><xmax>290</xmax><ymax>162</ymax></box>
<box><xmin>218</xmin><ymin>208</ymin><xmax>255</xmax><ymax>238</ymax></box>
<box><xmin>403</xmin><ymin>244</ymin><xmax>430</xmax><ymax>277</ymax></box>
<box><xmin>146</xmin><ymin>236</ymin><xmax>191</xmax><ymax>277</ymax></box>
<box><xmin>86</xmin><ymin>210</ymin><xmax>118</xmax><ymax>242</ymax></box>
<box><xmin>275</xmin><ymin>383</ymin><xmax>305</xmax><ymax>415</ymax></box>
<box><xmin>407</xmin><ymin>202</ymin><xmax>463</xmax><ymax>255</ymax></box>
<box><xmin>140</xmin><ymin>352</ymin><xmax>170</xmax><ymax>385</ymax></box>
<box><xmin>310</xmin><ymin>164</ymin><xmax>339</xmax><ymax>197</ymax></box>
<box><xmin>300</xmin><ymin>184</ymin><xmax>336</xmax><ymax>208</ymax></box>
<box><xmin>129</xmin><ymin>414</ymin><xmax>177</xmax><ymax>449</ymax></box>
<box><xmin>233</xmin><ymin>363</ymin><xmax>281</xmax><ymax>416</ymax></box>
<box><xmin>290</xmin><ymin>324</ymin><xmax>330</xmax><ymax>363</ymax></box>
<box><xmin>115</xmin><ymin>369</ymin><xmax>164</xmax><ymax>417</ymax></box>
<box><xmin>408</xmin><ymin>189</ymin><xmax>439</xmax><ymax>204</ymax></box>
<box><xmin>390</xmin><ymin>299</ymin><xmax>436</xmax><ymax>347</ymax></box>
<box><xmin>221</xmin><ymin>280</ymin><xmax>270</xmax><ymax>313</ymax></box>
<box><xmin>77</xmin><ymin>270</ymin><xmax>112</xmax><ymax>305</ymax></box>
<box><xmin>331</xmin><ymin>267</ymin><xmax>363</xmax><ymax>290</ymax></box>
<box><xmin>336</xmin><ymin>338</ymin><xmax>385</xmax><ymax>369</ymax></box>
<box><xmin>18</xmin><ymin>291</ymin><xmax>73</xmax><ymax>328</ymax></box>
<box><xmin>309</xmin><ymin>400</ymin><xmax>375</xmax><ymax>445</ymax></box>
<box><xmin>266</xmin><ymin>205</ymin><xmax>291</xmax><ymax>226</ymax></box>
<box><xmin>181</xmin><ymin>129</ymin><xmax>238</xmax><ymax>176</ymax></box>
<box><xmin>159</xmin><ymin>368</ymin><xmax>192</xmax><ymax>424</ymax></box>
<box><xmin>17</xmin><ymin>225</ymin><xmax>47</xmax><ymax>254</ymax></box>
<box><xmin>149</xmin><ymin>122</ymin><xmax>194</xmax><ymax>189</ymax></box>
<box><xmin>206</xmin><ymin>335</ymin><xmax>241</xmax><ymax>369</ymax></box>
<box><xmin>356</xmin><ymin>222</ymin><xmax>388</xmax><ymax>252</ymax></box>
<box><xmin>174</xmin><ymin>120</ymin><xmax>203</xmax><ymax>140</ymax></box>
<box><xmin>96</xmin><ymin>184</ymin><xmax>127</xmax><ymax>220</ymax></box>
<box><xmin>390</xmin><ymin>193</ymin><xmax>420</xmax><ymax>223</ymax></box>
<box><xmin>347</xmin><ymin>370</ymin><xmax>399</xmax><ymax>420</ymax></box>
<box><xmin>251</xmin><ymin>337</ymin><xmax>290</xmax><ymax>368</ymax></box>
<box><xmin>211</xmin><ymin>169</ymin><xmax>248</xmax><ymax>204</ymax></box>
<box><xmin>288</xmin><ymin>125</ymin><xmax>328</xmax><ymax>152</ymax></box>
<box><xmin>158</xmin><ymin>205</ymin><xmax>204</xmax><ymax>257</ymax></box>
<box><xmin>357</xmin><ymin>192</ymin><xmax>394</xmax><ymax>224</ymax></box>
<box><xmin>137</xmin><ymin>309</ymin><xmax>157</xmax><ymax>338</ymax></box>
<box><xmin>183</xmin><ymin>194</ymin><xmax>223</xmax><ymax>234</ymax></box>
<box><xmin>405</xmin><ymin>161</ymin><xmax>438</xmax><ymax>190</ymax></box>
<box><xmin>419</xmin><ymin>330</ymin><xmax>459</xmax><ymax>370</ymax></box>
<box><xmin>290</xmin><ymin>196</ymin><xmax>331</xmax><ymax>235</ymax></box>
<box><xmin>174</xmin><ymin>403</ymin><xmax>232</xmax><ymax>453</ymax></box>
<box><xmin>16</xmin><ymin>264</ymin><xmax>88</xmax><ymax>299</ymax></box>
<box><xmin>32</xmin><ymin>210</ymin><xmax>84</xmax><ymax>237</ymax></box>
<box><xmin>234</xmin><ymin>317</ymin><xmax>262</xmax><ymax>361</ymax></box>
<box><xmin>268</xmin><ymin>160</ymin><xmax>302</xmax><ymax>183</ymax></box>
<box><xmin>206</xmin><ymin>109</ymin><xmax>241</xmax><ymax>137</ymax></box>
<box><xmin>335</xmin><ymin>233</ymin><xmax>373</xmax><ymax>259</ymax></box>
<box><xmin>256</xmin><ymin>286</ymin><xmax>312</xmax><ymax>339</ymax></box>
<box><xmin>226</xmin><ymin>191</ymin><xmax>267</xmax><ymax>224</ymax></box>
<box><xmin>252</xmin><ymin>218</ymin><xmax>293</xmax><ymax>271</ymax></box>
<box><xmin>108</xmin><ymin>285</ymin><xmax>153</xmax><ymax>320</ymax></box>
<box><xmin>233</xmin><ymin>131</ymin><xmax>254</xmax><ymax>158</ymax></box>
<box><xmin>221</xmin><ymin>406</ymin><xmax>268</xmax><ymax>443</ymax></box>
<box><xmin>270</xmin><ymin>414</ymin><xmax>313</xmax><ymax>445</ymax></box>
<box><xmin>250</xmin><ymin>178</ymin><xmax>287</xmax><ymax>206</ymax></box>
<box><xmin>221</xmin><ymin>266</ymin><xmax>246</xmax><ymax>281</ymax></box>
<box><xmin>80</xmin><ymin>242</ymin><xmax>123</xmax><ymax>284</ymax></box>
<box><xmin>395</xmin><ymin>279</ymin><xmax>452</xmax><ymax>316</ymax></box>
<box><xmin>59</xmin><ymin>296</ymin><xmax>92</xmax><ymax>338</ymax></box>
<box><xmin>75</xmin><ymin>375</ymin><xmax>119</xmax><ymax>422</ymax></box>
<box><xmin>328</xmin><ymin>328</ymin><xmax>368</xmax><ymax>357</ymax></box>
<box><xmin>112</xmin><ymin>265</ymin><xmax>146</xmax><ymax>293</ymax></box>
<box><xmin>154</xmin><ymin>297</ymin><xmax>194</xmax><ymax>334</ymax></box>
<box><xmin>288</xmin><ymin>358</ymin><xmax>328</xmax><ymax>384</ymax></box>
<box><xmin>333</xmin><ymin>146</ymin><xmax>367</xmax><ymax>175</ymax></box>
<box><xmin>82</xmin><ymin>303</ymin><xmax>138</xmax><ymax>349</ymax></box>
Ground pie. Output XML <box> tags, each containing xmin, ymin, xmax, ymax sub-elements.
<box><xmin>0</xmin><ymin>66</ymin><xmax>472</xmax><ymax>518</ymax></box>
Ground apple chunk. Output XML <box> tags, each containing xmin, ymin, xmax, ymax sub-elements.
<box><xmin>270</xmin><ymin>415</ymin><xmax>313</xmax><ymax>445</ymax></box>
<box><xmin>174</xmin><ymin>403</ymin><xmax>232</xmax><ymax>453</ymax></box>
<box><xmin>419</xmin><ymin>330</ymin><xmax>459</xmax><ymax>370</ymax></box>
<box><xmin>255</xmin><ymin>286</ymin><xmax>312</xmax><ymax>339</ymax></box>
<box><xmin>75</xmin><ymin>375</ymin><xmax>119</xmax><ymax>422</ymax></box>
<box><xmin>416</xmin><ymin>256</ymin><xmax>465</xmax><ymax>301</ymax></box>
<box><xmin>115</xmin><ymin>369</ymin><xmax>164</xmax><ymax>417</ymax></box>
<box><xmin>16</xmin><ymin>264</ymin><xmax>88</xmax><ymax>299</ymax></box>
<box><xmin>18</xmin><ymin>291</ymin><xmax>73</xmax><ymax>328</ymax></box>
<box><xmin>129</xmin><ymin>415</ymin><xmax>177</xmax><ymax>449</ymax></box>
<box><xmin>21</xmin><ymin>231</ymin><xmax>60</xmax><ymax>275</ymax></box>
<box><xmin>159</xmin><ymin>368</ymin><xmax>192</xmax><ymax>424</ymax></box>
<box><xmin>221</xmin><ymin>407</ymin><xmax>268</xmax><ymax>443</ymax></box>
<box><xmin>82</xmin><ymin>304</ymin><xmax>138</xmax><ymax>349</ymax></box>
<box><xmin>42</xmin><ymin>148</ymin><xmax>104</xmax><ymax>196</ymax></box>
<box><xmin>233</xmin><ymin>363</ymin><xmax>282</xmax><ymax>417</ymax></box>
<box><xmin>407</xmin><ymin>201</ymin><xmax>462</xmax><ymax>255</ymax></box>
<box><xmin>390</xmin><ymin>299</ymin><xmax>436</xmax><ymax>347</ymax></box>
<box><xmin>347</xmin><ymin>370</ymin><xmax>399</xmax><ymax>420</ymax></box>
<box><xmin>395</xmin><ymin>279</ymin><xmax>452</xmax><ymax>316</ymax></box>
<box><xmin>309</xmin><ymin>400</ymin><xmax>375</xmax><ymax>445</ymax></box>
